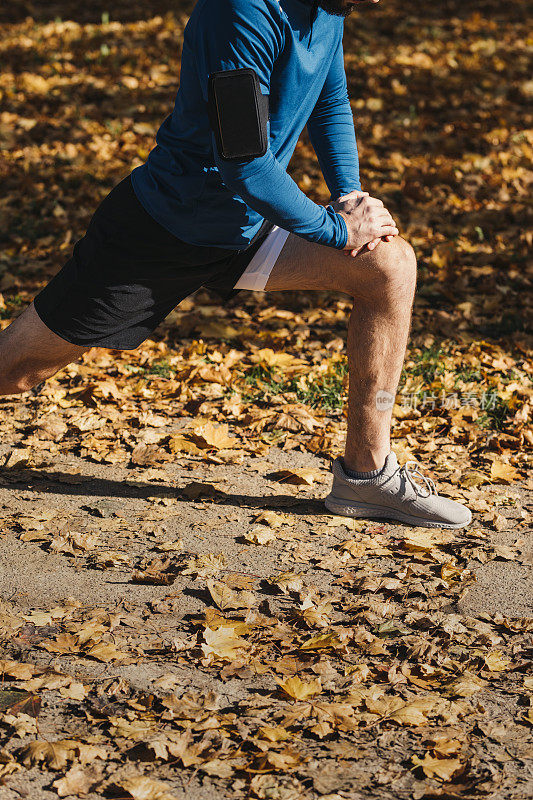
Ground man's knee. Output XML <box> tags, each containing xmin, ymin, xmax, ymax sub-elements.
<box><xmin>0</xmin><ymin>360</ymin><xmax>44</xmax><ymax>395</ymax></box>
<box><xmin>366</xmin><ymin>236</ymin><xmax>417</xmax><ymax>299</ymax></box>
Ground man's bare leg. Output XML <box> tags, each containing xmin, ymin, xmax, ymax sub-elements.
<box><xmin>265</xmin><ymin>234</ymin><xmax>417</xmax><ymax>473</ymax></box>
<box><xmin>0</xmin><ymin>303</ymin><xmax>87</xmax><ymax>395</ymax></box>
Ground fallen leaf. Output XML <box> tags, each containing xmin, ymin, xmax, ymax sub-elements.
<box><xmin>276</xmin><ymin>676</ymin><xmax>322</xmax><ymax>701</ymax></box>
<box><xmin>269</xmin><ymin>468</ymin><xmax>323</xmax><ymax>485</ymax></box>
<box><xmin>206</xmin><ymin>579</ymin><xmax>256</xmax><ymax>610</ymax></box>
<box><xmin>490</xmin><ymin>460</ymin><xmax>521</xmax><ymax>483</ymax></box>
<box><xmin>52</xmin><ymin>765</ymin><xmax>92</xmax><ymax>797</ymax></box>
<box><xmin>411</xmin><ymin>753</ymin><xmax>465</xmax><ymax>782</ymax></box>
<box><xmin>119</xmin><ymin>775</ymin><xmax>176</xmax><ymax>800</ymax></box>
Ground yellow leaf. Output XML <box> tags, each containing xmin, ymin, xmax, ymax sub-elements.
<box><xmin>52</xmin><ymin>766</ymin><xmax>91</xmax><ymax>797</ymax></box>
<box><xmin>206</xmin><ymin>580</ymin><xmax>256</xmax><ymax>610</ymax></box>
<box><xmin>269</xmin><ymin>468</ymin><xmax>323</xmax><ymax>485</ymax></box>
<box><xmin>109</xmin><ymin>717</ymin><xmax>155</xmax><ymax>740</ymax></box>
<box><xmin>483</xmin><ymin>651</ymin><xmax>512</xmax><ymax>672</ymax></box>
<box><xmin>85</xmin><ymin>642</ymin><xmax>129</xmax><ymax>663</ymax></box>
<box><xmin>268</xmin><ymin>572</ymin><xmax>304</xmax><ymax>594</ymax></box>
<box><xmin>310</xmin><ymin>721</ymin><xmax>334</xmax><ymax>739</ymax></box>
<box><xmin>251</xmin><ymin>349</ymin><xmax>304</xmax><ymax>371</ymax></box>
<box><xmin>446</xmin><ymin>672</ymin><xmax>487</xmax><ymax>697</ymax></box>
<box><xmin>19</xmin><ymin>740</ymin><xmax>105</xmax><ymax>770</ymax></box>
<box><xmin>462</xmin><ymin>470</ymin><xmax>491</xmax><ymax>487</ymax></box>
<box><xmin>258</xmin><ymin>726</ymin><xmax>291</xmax><ymax>742</ymax></box>
<box><xmin>389</xmin><ymin>699</ymin><xmax>433</xmax><ymax>726</ymax></box>
<box><xmin>119</xmin><ymin>775</ymin><xmax>176</xmax><ymax>800</ymax></box>
<box><xmin>0</xmin><ymin>748</ymin><xmax>22</xmax><ymax>779</ymax></box>
<box><xmin>430</xmin><ymin>735</ymin><xmax>464</xmax><ymax>757</ymax></box>
<box><xmin>40</xmin><ymin>633</ymin><xmax>80</xmax><ymax>655</ymax></box>
<box><xmin>300</xmin><ymin>633</ymin><xmax>343</xmax><ymax>651</ymax></box>
<box><xmin>59</xmin><ymin>681</ymin><xmax>89</xmax><ymax>701</ymax></box>
<box><xmin>168</xmin><ymin>435</ymin><xmax>202</xmax><ymax>455</ymax></box>
<box><xmin>411</xmin><ymin>753</ymin><xmax>464</xmax><ymax>782</ymax></box>
<box><xmin>201</xmin><ymin>626</ymin><xmax>248</xmax><ymax>662</ymax></box>
<box><xmin>0</xmin><ymin>661</ymin><xmax>36</xmax><ymax>680</ymax></box>
<box><xmin>190</xmin><ymin>422</ymin><xmax>238</xmax><ymax>450</ymax></box>
<box><xmin>244</xmin><ymin>527</ymin><xmax>276</xmax><ymax>545</ymax></box>
<box><xmin>490</xmin><ymin>461</ymin><xmax>521</xmax><ymax>483</ymax></box>
<box><xmin>276</xmin><ymin>676</ymin><xmax>322</xmax><ymax>701</ymax></box>
<box><xmin>254</xmin><ymin>510</ymin><xmax>286</xmax><ymax>528</ymax></box>
<box><xmin>402</xmin><ymin>529</ymin><xmax>455</xmax><ymax>552</ymax></box>
<box><xmin>265</xmin><ymin>749</ymin><xmax>302</xmax><ymax>769</ymax></box>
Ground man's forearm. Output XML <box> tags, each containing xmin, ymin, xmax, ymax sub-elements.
<box><xmin>216</xmin><ymin>139</ymin><xmax>348</xmax><ymax>249</ymax></box>
<box><xmin>307</xmin><ymin>95</ymin><xmax>361</xmax><ymax>201</ymax></box>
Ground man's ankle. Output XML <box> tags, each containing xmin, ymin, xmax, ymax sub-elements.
<box><xmin>343</xmin><ymin>448</ymin><xmax>390</xmax><ymax>474</ymax></box>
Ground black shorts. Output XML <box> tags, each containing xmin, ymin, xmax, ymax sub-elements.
<box><xmin>33</xmin><ymin>175</ymin><xmax>274</xmax><ymax>350</ymax></box>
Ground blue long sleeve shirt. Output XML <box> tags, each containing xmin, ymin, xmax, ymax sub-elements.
<box><xmin>131</xmin><ymin>0</ymin><xmax>361</xmax><ymax>251</ymax></box>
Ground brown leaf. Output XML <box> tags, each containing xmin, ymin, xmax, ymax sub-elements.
<box><xmin>269</xmin><ymin>468</ymin><xmax>323</xmax><ymax>485</ymax></box>
<box><xmin>276</xmin><ymin>676</ymin><xmax>322</xmax><ymax>701</ymax></box>
<box><xmin>411</xmin><ymin>753</ymin><xmax>465</xmax><ymax>782</ymax></box>
<box><xmin>52</xmin><ymin>765</ymin><xmax>92</xmax><ymax>797</ymax></box>
<box><xmin>206</xmin><ymin>579</ymin><xmax>256</xmax><ymax>610</ymax></box>
<box><xmin>490</xmin><ymin>460</ymin><xmax>521</xmax><ymax>483</ymax></box>
<box><xmin>119</xmin><ymin>775</ymin><xmax>176</xmax><ymax>800</ymax></box>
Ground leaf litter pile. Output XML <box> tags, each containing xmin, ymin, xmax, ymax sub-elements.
<box><xmin>0</xmin><ymin>1</ymin><xmax>531</xmax><ymax>798</ymax></box>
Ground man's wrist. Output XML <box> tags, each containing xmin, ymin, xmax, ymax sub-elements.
<box><xmin>331</xmin><ymin>209</ymin><xmax>348</xmax><ymax>249</ymax></box>
<box><xmin>329</xmin><ymin>187</ymin><xmax>364</xmax><ymax>205</ymax></box>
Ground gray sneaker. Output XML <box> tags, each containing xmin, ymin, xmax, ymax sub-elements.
<box><xmin>325</xmin><ymin>452</ymin><xmax>472</xmax><ymax>529</ymax></box>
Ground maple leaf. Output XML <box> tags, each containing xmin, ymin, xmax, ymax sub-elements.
<box><xmin>276</xmin><ymin>676</ymin><xmax>322</xmax><ymax>701</ymax></box>
<box><xmin>483</xmin><ymin>651</ymin><xmax>513</xmax><ymax>672</ymax></box>
<box><xmin>19</xmin><ymin>740</ymin><xmax>105</xmax><ymax>770</ymax></box>
<box><xmin>411</xmin><ymin>753</ymin><xmax>465</xmax><ymax>782</ymax></box>
<box><xmin>0</xmin><ymin>661</ymin><xmax>37</xmax><ymax>681</ymax></box>
<box><xmin>401</xmin><ymin>529</ymin><xmax>456</xmax><ymax>552</ymax></box>
<box><xmin>59</xmin><ymin>681</ymin><xmax>89</xmax><ymax>701</ymax></box>
<box><xmin>168</xmin><ymin>434</ymin><xmax>202</xmax><ymax>455</ymax></box>
<box><xmin>52</xmin><ymin>765</ymin><xmax>92</xmax><ymax>797</ymax></box>
<box><xmin>85</xmin><ymin>642</ymin><xmax>130</xmax><ymax>663</ymax></box>
<box><xmin>244</xmin><ymin>526</ymin><xmax>276</xmax><ymax>545</ymax></box>
<box><xmin>490</xmin><ymin>460</ymin><xmax>521</xmax><ymax>482</ymax></box>
<box><xmin>201</xmin><ymin>626</ymin><xmax>249</xmax><ymax>662</ymax></box>
<box><xmin>445</xmin><ymin>671</ymin><xmax>488</xmax><ymax>697</ymax></box>
<box><xmin>109</xmin><ymin>717</ymin><xmax>156</xmax><ymax>740</ymax></box>
<box><xmin>0</xmin><ymin>748</ymin><xmax>22</xmax><ymax>779</ymax></box>
<box><xmin>268</xmin><ymin>572</ymin><xmax>304</xmax><ymax>594</ymax></box>
<box><xmin>254</xmin><ymin>510</ymin><xmax>287</xmax><ymax>528</ymax></box>
<box><xmin>206</xmin><ymin>579</ymin><xmax>256</xmax><ymax>610</ymax></box>
<box><xmin>269</xmin><ymin>468</ymin><xmax>323</xmax><ymax>485</ymax></box>
<box><xmin>189</xmin><ymin>421</ymin><xmax>239</xmax><ymax>449</ymax></box>
<box><xmin>300</xmin><ymin>633</ymin><xmax>344</xmax><ymax>651</ymax></box>
<box><xmin>119</xmin><ymin>775</ymin><xmax>176</xmax><ymax>800</ymax></box>
<box><xmin>258</xmin><ymin>725</ymin><xmax>291</xmax><ymax>742</ymax></box>
<box><xmin>251</xmin><ymin>348</ymin><xmax>305</xmax><ymax>372</ymax></box>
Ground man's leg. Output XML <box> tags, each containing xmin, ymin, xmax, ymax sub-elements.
<box><xmin>265</xmin><ymin>234</ymin><xmax>417</xmax><ymax>473</ymax></box>
<box><xmin>0</xmin><ymin>303</ymin><xmax>87</xmax><ymax>396</ymax></box>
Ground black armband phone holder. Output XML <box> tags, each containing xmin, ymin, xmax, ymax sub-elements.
<box><xmin>207</xmin><ymin>68</ymin><xmax>269</xmax><ymax>161</ymax></box>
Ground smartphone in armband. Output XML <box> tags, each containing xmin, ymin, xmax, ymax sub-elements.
<box><xmin>207</xmin><ymin>68</ymin><xmax>269</xmax><ymax>161</ymax></box>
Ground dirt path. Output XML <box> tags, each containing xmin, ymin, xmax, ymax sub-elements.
<box><xmin>1</xmin><ymin>436</ymin><xmax>531</xmax><ymax>800</ymax></box>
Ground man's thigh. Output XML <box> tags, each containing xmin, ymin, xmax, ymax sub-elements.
<box><xmin>264</xmin><ymin>233</ymin><xmax>411</xmax><ymax>297</ymax></box>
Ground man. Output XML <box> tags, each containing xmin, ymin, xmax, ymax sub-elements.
<box><xmin>0</xmin><ymin>0</ymin><xmax>471</xmax><ymax>528</ymax></box>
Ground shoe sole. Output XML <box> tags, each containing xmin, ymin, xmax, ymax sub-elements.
<box><xmin>324</xmin><ymin>495</ymin><xmax>472</xmax><ymax>529</ymax></box>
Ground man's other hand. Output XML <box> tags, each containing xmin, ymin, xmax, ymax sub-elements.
<box><xmin>331</xmin><ymin>190</ymin><xmax>399</xmax><ymax>257</ymax></box>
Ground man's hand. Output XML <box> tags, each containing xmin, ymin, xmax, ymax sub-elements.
<box><xmin>331</xmin><ymin>190</ymin><xmax>398</xmax><ymax>257</ymax></box>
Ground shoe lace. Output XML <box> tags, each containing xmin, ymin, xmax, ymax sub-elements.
<box><xmin>400</xmin><ymin>460</ymin><xmax>437</xmax><ymax>498</ymax></box>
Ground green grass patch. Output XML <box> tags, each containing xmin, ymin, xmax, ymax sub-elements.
<box><xmin>242</xmin><ymin>359</ymin><xmax>348</xmax><ymax>411</ymax></box>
